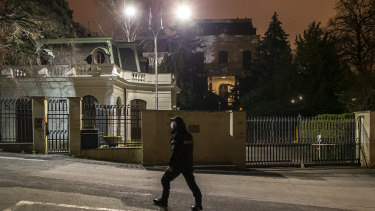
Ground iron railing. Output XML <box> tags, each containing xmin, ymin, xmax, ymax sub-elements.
<box><xmin>246</xmin><ymin>116</ymin><xmax>359</xmax><ymax>167</ymax></box>
<box><xmin>1</xmin><ymin>65</ymin><xmax>174</xmax><ymax>85</ymax></box>
<box><xmin>82</xmin><ymin>104</ymin><xmax>142</xmax><ymax>148</ymax></box>
<box><xmin>0</xmin><ymin>98</ymin><xmax>32</xmax><ymax>143</ymax></box>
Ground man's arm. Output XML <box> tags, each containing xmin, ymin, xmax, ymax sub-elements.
<box><xmin>168</xmin><ymin>136</ymin><xmax>184</xmax><ymax>169</ymax></box>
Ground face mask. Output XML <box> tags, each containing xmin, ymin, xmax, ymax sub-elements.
<box><xmin>170</xmin><ymin>122</ymin><xmax>176</xmax><ymax>129</ymax></box>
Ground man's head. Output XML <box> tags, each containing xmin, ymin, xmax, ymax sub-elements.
<box><xmin>170</xmin><ymin>116</ymin><xmax>187</xmax><ymax>132</ymax></box>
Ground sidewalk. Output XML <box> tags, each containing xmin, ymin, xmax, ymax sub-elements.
<box><xmin>1</xmin><ymin>151</ymin><xmax>373</xmax><ymax>175</ymax></box>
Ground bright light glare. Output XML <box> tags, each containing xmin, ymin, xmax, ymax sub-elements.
<box><xmin>176</xmin><ymin>4</ymin><xmax>192</xmax><ymax>20</ymax></box>
<box><xmin>124</xmin><ymin>6</ymin><xmax>137</xmax><ymax>17</ymax></box>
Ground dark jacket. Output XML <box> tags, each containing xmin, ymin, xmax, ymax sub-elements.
<box><xmin>168</xmin><ymin>130</ymin><xmax>194</xmax><ymax>169</ymax></box>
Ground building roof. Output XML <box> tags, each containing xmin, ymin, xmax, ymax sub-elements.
<box><xmin>194</xmin><ymin>18</ymin><xmax>257</xmax><ymax>36</ymax></box>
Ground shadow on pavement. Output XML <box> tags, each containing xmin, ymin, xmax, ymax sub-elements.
<box><xmin>145</xmin><ymin>166</ymin><xmax>285</xmax><ymax>178</ymax></box>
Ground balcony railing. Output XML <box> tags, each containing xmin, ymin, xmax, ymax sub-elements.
<box><xmin>1</xmin><ymin>64</ymin><xmax>172</xmax><ymax>85</ymax></box>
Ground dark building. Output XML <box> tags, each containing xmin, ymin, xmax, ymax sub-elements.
<box><xmin>193</xmin><ymin>19</ymin><xmax>260</xmax><ymax>106</ymax></box>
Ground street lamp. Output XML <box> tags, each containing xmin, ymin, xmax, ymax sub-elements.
<box><xmin>175</xmin><ymin>4</ymin><xmax>192</xmax><ymax>21</ymax></box>
<box><xmin>124</xmin><ymin>3</ymin><xmax>192</xmax><ymax>110</ymax></box>
<box><xmin>149</xmin><ymin>13</ymin><xmax>163</xmax><ymax>111</ymax></box>
<box><xmin>123</xmin><ymin>5</ymin><xmax>137</xmax><ymax>18</ymax></box>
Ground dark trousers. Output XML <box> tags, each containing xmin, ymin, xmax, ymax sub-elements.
<box><xmin>161</xmin><ymin>167</ymin><xmax>202</xmax><ymax>204</ymax></box>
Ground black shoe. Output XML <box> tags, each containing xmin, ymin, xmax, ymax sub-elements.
<box><xmin>153</xmin><ymin>198</ymin><xmax>168</xmax><ymax>207</ymax></box>
<box><xmin>191</xmin><ymin>203</ymin><xmax>203</xmax><ymax>210</ymax></box>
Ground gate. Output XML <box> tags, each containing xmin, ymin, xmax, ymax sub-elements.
<box><xmin>246</xmin><ymin>116</ymin><xmax>359</xmax><ymax>167</ymax></box>
<box><xmin>47</xmin><ymin>98</ymin><xmax>69</xmax><ymax>153</ymax></box>
<box><xmin>81</xmin><ymin>104</ymin><xmax>142</xmax><ymax>148</ymax></box>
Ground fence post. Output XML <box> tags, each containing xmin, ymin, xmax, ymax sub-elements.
<box><xmin>69</xmin><ymin>97</ymin><xmax>82</xmax><ymax>156</ymax></box>
<box><xmin>32</xmin><ymin>97</ymin><xmax>48</xmax><ymax>154</ymax></box>
<box><xmin>231</xmin><ymin>111</ymin><xmax>247</xmax><ymax>169</ymax></box>
<box><xmin>355</xmin><ymin>111</ymin><xmax>375</xmax><ymax>167</ymax></box>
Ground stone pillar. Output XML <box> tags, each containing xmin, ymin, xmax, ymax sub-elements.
<box><xmin>355</xmin><ymin>111</ymin><xmax>375</xmax><ymax>167</ymax></box>
<box><xmin>32</xmin><ymin>97</ymin><xmax>48</xmax><ymax>154</ymax></box>
<box><xmin>231</xmin><ymin>111</ymin><xmax>247</xmax><ymax>170</ymax></box>
<box><xmin>69</xmin><ymin>97</ymin><xmax>82</xmax><ymax>156</ymax></box>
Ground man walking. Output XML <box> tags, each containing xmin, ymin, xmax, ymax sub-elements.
<box><xmin>153</xmin><ymin>116</ymin><xmax>203</xmax><ymax>210</ymax></box>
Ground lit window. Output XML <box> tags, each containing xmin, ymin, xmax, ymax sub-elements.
<box><xmin>219</xmin><ymin>84</ymin><xmax>228</xmax><ymax>98</ymax></box>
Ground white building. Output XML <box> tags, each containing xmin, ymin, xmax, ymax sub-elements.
<box><xmin>0</xmin><ymin>37</ymin><xmax>179</xmax><ymax>111</ymax></box>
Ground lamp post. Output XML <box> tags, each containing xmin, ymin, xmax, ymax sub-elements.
<box><xmin>124</xmin><ymin>3</ymin><xmax>192</xmax><ymax>110</ymax></box>
<box><xmin>149</xmin><ymin>16</ymin><xmax>163</xmax><ymax>110</ymax></box>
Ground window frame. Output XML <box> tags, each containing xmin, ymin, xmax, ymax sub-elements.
<box><xmin>218</xmin><ymin>51</ymin><xmax>228</xmax><ymax>67</ymax></box>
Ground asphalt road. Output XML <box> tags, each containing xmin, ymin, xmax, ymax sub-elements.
<box><xmin>1</xmin><ymin>152</ymin><xmax>375</xmax><ymax>211</ymax></box>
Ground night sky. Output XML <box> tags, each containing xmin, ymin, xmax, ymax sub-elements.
<box><xmin>67</xmin><ymin>0</ymin><xmax>337</xmax><ymax>45</ymax></box>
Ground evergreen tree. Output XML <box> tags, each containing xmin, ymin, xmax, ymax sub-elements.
<box><xmin>294</xmin><ymin>21</ymin><xmax>348</xmax><ymax>115</ymax></box>
<box><xmin>240</xmin><ymin>12</ymin><xmax>297</xmax><ymax>115</ymax></box>
<box><xmin>158</xmin><ymin>47</ymin><xmax>211</xmax><ymax>110</ymax></box>
<box><xmin>158</xmin><ymin>25</ymin><xmax>220</xmax><ymax>110</ymax></box>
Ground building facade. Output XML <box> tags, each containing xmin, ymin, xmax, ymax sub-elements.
<box><xmin>194</xmin><ymin>19</ymin><xmax>260</xmax><ymax>106</ymax></box>
<box><xmin>0</xmin><ymin>37</ymin><xmax>179</xmax><ymax>110</ymax></box>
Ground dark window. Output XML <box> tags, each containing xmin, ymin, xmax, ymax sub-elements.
<box><xmin>95</xmin><ymin>51</ymin><xmax>105</xmax><ymax>64</ymax></box>
<box><xmin>243</xmin><ymin>51</ymin><xmax>252</xmax><ymax>70</ymax></box>
<box><xmin>83</xmin><ymin>95</ymin><xmax>98</xmax><ymax>106</ymax></box>
<box><xmin>219</xmin><ymin>51</ymin><xmax>228</xmax><ymax>65</ymax></box>
<box><xmin>82</xmin><ymin>95</ymin><xmax>98</xmax><ymax>129</ymax></box>
<box><xmin>39</xmin><ymin>49</ymin><xmax>53</xmax><ymax>65</ymax></box>
<box><xmin>130</xmin><ymin>99</ymin><xmax>146</xmax><ymax>141</ymax></box>
<box><xmin>85</xmin><ymin>55</ymin><xmax>92</xmax><ymax>64</ymax></box>
<box><xmin>119</xmin><ymin>48</ymin><xmax>137</xmax><ymax>72</ymax></box>
<box><xmin>112</xmin><ymin>45</ymin><xmax>119</xmax><ymax>66</ymax></box>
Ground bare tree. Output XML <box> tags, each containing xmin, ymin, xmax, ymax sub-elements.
<box><xmin>0</xmin><ymin>0</ymin><xmax>74</xmax><ymax>68</ymax></box>
<box><xmin>328</xmin><ymin>0</ymin><xmax>375</xmax><ymax>74</ymax></box>
<box><xmin>99</xmin><ymin>0</ymin><xmax>142</xmax><ymax>42</ymax></box>
<box><xmin>0</xmin><ymin>0</ymin><xmax>76</xmax><ymax>98</ymax></box>
<box><xmin>99</xmin><ymin>0</ymin><xmax>175</xmax><ymax>42</ymax></box>
<box><xmin>328</xmin><ymin>0</ymin><xmax>375</xmax><ymax>110</ymax></box>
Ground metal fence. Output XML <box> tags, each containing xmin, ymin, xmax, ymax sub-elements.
<box><xmin>246</xmin><ymin>116</ymin><xmax>359</xmax><ymax>167</ymax></box>
<box><xmin>82</xmin><ymin>104</ymin><xmax>142</xmax><ymax>148</ymax></box>
<box><xmin>47</xmin><ymin>98</ymin><xmax>69</xmax><ymax>153</ymax></box>
<box><xmin>0</xmin><ymin>98</ymin><xmax>32</xmax><ymax>143</ymax></box>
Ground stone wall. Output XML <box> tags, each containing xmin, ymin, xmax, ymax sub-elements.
<box><xmin>80</xmin><ymin>148</ymin><xmax>142</xmax><ymax>164</ymax></box>
<box><xmin>142</xmin><ymin>110</ymin><xmax>246</xmax><ymax>169</ymax></box>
